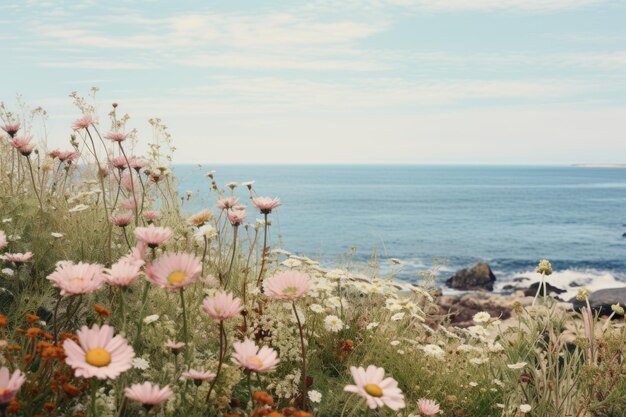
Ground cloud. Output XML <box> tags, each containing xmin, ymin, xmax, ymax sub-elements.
<box><xmin>42</xmin><ymin>60</ymin><xmax>153</xmax><ymax>69</ymax></box>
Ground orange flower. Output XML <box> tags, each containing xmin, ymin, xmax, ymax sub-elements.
<box><xmin>44</xmin><ymin>403</ymin><xmax>56</xmax><ymax>411</ymax></box>
<box><xmin>63</xmin><ymin>382</ymin><xmax>81</xmax><ymax>396</ymax></box>
<box><xmin>94</xmin><ymin>304</ymin><xmax>111</xmax><ymax>318</ymax></box>
<box><xmin>268</xmin><ymin>412</ymin><xmax>285</xmax><ymax>417</ymax></box>
<box><xmin>7</xmin><ymin>398</ymin><xmax>21</xmax><ymax>413</ymax></box>
<box><xmin>26</xmin><ymin>313</ymin><xmax>40</xmax><ymax>323</ymax></box>
<box><xmin>253</xmin><ymin>391</ymin><xmax>274</xmax><ymax>406</ymax></box>
<box><xmin>26</xmin><ymin>327</ymin><xmax>44</xmax><ymax>338</ymax></box>
<box><xmin>224</xmin><ymin>414</ymin><xmax>242</xmax><ymax>417</ymax></box>
<box><xmin>0</xmin><ymin>314</ymin><xmax>8</xmax><ymax>327</ymax></box>
<box><xmin>7</xmin><ymin>345</ymin><xmax>22</xmax><ymax>351</ymax></box>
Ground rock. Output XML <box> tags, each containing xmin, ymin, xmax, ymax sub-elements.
<box><xmin>570</xmin><ymin>287</ymin><xmax>626</xmax><ymax>317</ymax></box>
<box><xmin>523</xmin><ymin>282</ymin><xmax>566</xmax><ymax>297</ymax></box>
<box><xmin>446</xmin><ymin>263</ymin><xmax>496</xmax><ymax>291</ymax></box>
<box><xmin>437</xmin><ymin>292</ymin><xmax>513</xmax><ymax>327</ymax></box>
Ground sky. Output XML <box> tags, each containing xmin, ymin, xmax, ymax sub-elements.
<box><xmin>1</xmin><ymin>0</ymin><xmax>626</xmax><ymax>164</ymax></box>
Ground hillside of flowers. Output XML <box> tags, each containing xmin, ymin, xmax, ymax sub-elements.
<box><xmin>0</xmin><ymin>94</ymin><xmax>625</xmax><ymax>417</ymax></box>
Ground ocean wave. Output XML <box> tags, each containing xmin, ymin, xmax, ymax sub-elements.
<box><xmin>495</xmin><ymin>268</ymin><xmax>626</xmax><ymax>301</ymax></box>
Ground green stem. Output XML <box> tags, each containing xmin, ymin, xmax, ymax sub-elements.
<box><xmin>119</xmin><ymin>288</ymin><xmax>127</xmax><ymax>334</ymax></box>
<box><xmin>133</xmin><ymin>281</ymin><xmax>151</xmax><ymax>348</ymax></box>
<box><xmin>90</xmin><ymin>380</ymin><xmax>99</xmax><ymax>417</ymax></box>
<box><xmin>293</xmin><ymin>302</ymin><xmax>308</xmax><ymax>411</ymax></box>
<box><xmin>206</xmin><ymin>322</ymin><xmax>225</xmax><ymax>406</ymax></box>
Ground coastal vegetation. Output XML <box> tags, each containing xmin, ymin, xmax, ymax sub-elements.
<box><xmin>0</xmin><ymin>95</ymin><xmax>625</xmax><ymax>417</ymax></box>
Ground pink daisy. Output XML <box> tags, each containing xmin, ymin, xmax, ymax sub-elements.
<box><xmin>344</xmin><ymin>365</ymin><xmax>405</xmax><ymax>411</ymax></box>
<box><xmin>58</xmin><ymin>150</ymin><xmax>80</xmax><ymax>162</ymax></box>
<box><xmin>4</xmin><ymin>252</ymin><xmax>33</xmax><ymax>264</ymax></box>
<box><xmin>105</xmin><ymin>259</ymin><xmax>143</xmax><ymax>287</ymax></box>
<box><xmin>264</xmin><ymin>271</ymin><xmax>310</xmax><ymax>301</ymax></box>
<box><xmin>0</xmin><ymin>231</ymin><xmax>7</xmax><ymax>250</ymax></box>
<box><xmin>46</xmin><ymin>261</ymin><xmax>106</xmax><ymax>295</ymax></box>
<box><xmin>143</xmin><ymin>210</ymin><xmax>160</xmax><ymax>223</ymax></box>
<box><xmin>72</xmin><ymin>114</ymin><xmax>93</xmax><ymax>130</ymax></box>
<box><xmin>417</xmin><ymin>398</ymin><xmax>441</xmax><ymax>416</ymax></box>
<box><xmin>1</xmin><ymin>123</ymin><xmax>20</xmax><ymax>138</ymax></box>
<box><xmin>120</xmin><ymin>198</ymin><xmax>137</xmax><ymax>211</ymax></box>
<box><xmin>17</xmin><ymin>142</ymin><xmax>35</xmax><ymax>156</ymax></box>
<box><xmin>145</xmin><ymin>252</ymin><xmax>202</xmax><ymax>290</ymax></box>
<box><xmin>227</xmin><ymin>210</ymin><xmax>248</xmax><ymax>226</ymax></box>
<box><xmin>63</xmin><ymin>324</ymin><xmax>135</xmax><ymax>379</ymax></box>
<box><xmin>0</xmin><ymin>367</ymin><xmax>26</xmax><ymax>403</ymax></box>
<box><xmin>110</xmin><ymin>213</ymin><xmax>133</xmax><ymax>227</ymax></box>
<box><xmin>164</xmin><ymin>340</ymin><xmax>185</xmax><ymax>352</ymax></box>
<box><xmin>120</xmin><ymin>242</ymin><xmax>147</xmax><ymax>264</ymax></box>
<box><xmin>216</xmin><ymin>196</ymin><xmax>238</xmax><ymax>210</ymax></box>
<box><xmin>129</xmin><ymin>157</ymin><xmax>149</xmax><ymax>171</ymax></box>
<box><xmin>104</xmin><ymin>131</ymin><xmax>128</xmax><ymax>142</ymax></box>
<box><xmin>48</xmin><ymin>149</ymin><xmax>61</xmax><ymax>159</ymax></box>
<box><xmin>182</xmin><ymin>369</ymin><xmax>216</xmax><ymax>384</ymax></box>
<box><xmin>231</xmin><ymin>339</ymin><xmax>279</xmax><ymax>373</ymax></box>
<box><xmin>252</xmin><ymin>197</ymin><xmax>281</xmax><ymax>214</ymax></box>
<box><xmin>9</xmin><ymin>136</ymin><xmax>35</xmax><ymax>155</ymax></box>
<box><xmin>201</xmin><ymin>291</ymin><xmax>242</xmax><ymax>320</ymax></box>
<box><xmin>125</xmin><ymin>382</ymin><xmax>172</xmax><ymax>406</ymax></box>
<box><xmin>134</xmin><ymin>225</ymin><xmax>173</xmax><ymax>248</ymax></box>
<box><xmin>111</xmin><ymin>156</ymin><xmax>128</xmax><ymax>170</ymax></box>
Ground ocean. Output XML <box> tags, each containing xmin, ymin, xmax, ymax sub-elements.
<box><xmin>174</xmin><ymin>165</ymin><xmax>626</xmax><ymax>296</ymax></box>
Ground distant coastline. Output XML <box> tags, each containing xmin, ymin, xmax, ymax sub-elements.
<box><xmin>574</xmin><ymin>163</ymin><xmax>626</xmax><ymax>168</ymax></box>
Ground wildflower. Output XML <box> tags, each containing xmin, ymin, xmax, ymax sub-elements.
<box><xmin>72</xmin><ymin>115</ymin><xmax>93</xmax><ymax>130</ymax></box>
<box><xmin>507</xmin><ymin>362</ymin><xmax>527</xmax><ymax>370</ymax></box>
<box><xmin>390</xmin><ymin>312</ymin><xmax>405</xmax><ymax>321</ymax></box>
<box><xmin>309</xmin><ymin>303</ymin><xmax>324</xmax><ymax>313</ymax></box>
<box><xmin>264</xmin><ymin>271</ymin><xmax>310</xmax><ymax>301</ymax></box>
<box><xmin>201</xmin><ymin>291</ymin><xmax>243</xmax><ymax>320</ymax></box>
<box><xmin>132</xmin><ymin>357</ymin><xmax>150</xmax><ymax>370</ymax></box>
<box><xmin>243</xmin><ymin>180</ymin><xmax>255</xmax><ymax>189</ymax></box>
<box><xmin>143</xmin><ymin>315</ymin><xmax>159</xmax><ymax>324</ymax></box>
<box><xmin>182</xmin><ymin>369</ymin><xmax>216</xmax><ymax>385</ymax></box>
<box><xmin>308</xmin><ymin>389</ymin><xmax>322</xmax><ymax>403</ymax></box>
<box><xmin>519</xmin><ymin>404</ymin><xmax>532</xmax><ymax>413</ymax></box>
<box><xmin>344</xmin><ymin>365</ymin><xmax>405</xmax><ymax>410</ymax></box>
<box><xmin>422</xmin><ymin>344</ymin><xmax>445</xmax><ymax>358</ymax></box>
<box><xmin>216</xmin><ymin>197</ymin><xmax>238</xmax><ymax>210</ymax></box>
<box><xmin>130</xmin><ymin>157</ymin><xmax>149</xmax><ymax>171</ymax></box>
<box><xmin>104</xmin><ymin>131</ymin><xmax>128</xmax><ymax>142</ymax></box>
<box><xmin>110</xmin><ymin>213</ymin><xmax>133</xmax><ymax>227</ymax></box>
<box><xmin>63</xmin><ymin>324</ymin><xmax>134</xmax><ymax>379</ymax></box>
<box><xmin>94</xmin><ymin>304</ymin><xmax>111</xmax><ymax>318</ymax></box>
<box><xmin>58</xmin><ymin>150</ymin><xmax>80</xmax><ymax>162</ymax></box>
<box><xmin>4</xmin><ymin>252</ymin><xmax>33</xmax><ymax>264</ymax></box>
<box><xmin>143</xmin><ymin>210</ymin><xmax>161</xmax><ymax>223</ymax></box>
<box><xmin>46</xmin><ymin>261</ymin><xmax>106</xmax><ymax>295</ymax></box>
<box><xmin>611</xmin><ymin>304</ymin><xmax>624</xmax><ymax>315</ymax></box>
<box><xmin>188</xmin><ymin>209</ymin><xmax>213</xmax><ymax>226</ymax></box>
<box><xmin>324</xmin><ymin>315</ymin><xmax>344</xmax><ymax>332</ymax></box>
<box><xmin>252</xmin><ymin>391</ymin><xmax>273</xmax><ymax>406</ymax></box>
<box><xmin>226</xmin><ymin>182</ymin><xmax>238</xmax><ymax>189</ymax></box>
<box><xmin>252</xmin><ymin>197</ymin><xmax>281</xmax><ymax>214</ymax></box>
<box><xmin>366</xmin><ymin>322</ymin><xmax>379</xmax><ymax>330</ymax></box>
<box><xmin>0</xmin><ymin>368</ymin><xmax>26</xmax><ymax>403</ymax></box>
<box><xmin>68</xmin><ymin>204</ymin><xmax>89</xmax><ymax>213</ymax></box>
<box><xmin>1</xmin><ymin>123</ymin><xmax>20</xmax><ymax>137</ymax></box>
<box><xmin>111</xmin><ymin>156</ymin><xmax>127</xmax><ymax>170</ymax></box>
<box><xmin>390</xmin><ymin>340</ymin><xmax>400</xmax><ymax>346</ymax></box>
<box><xmin>0</xmin><ymin>315</ymin><xmax>7</xmax><ymax>327</ymax></box>
<box><xmin>194</xmin><ymin>224</ymin><xmax>217</xmax><ymax>242</ymax></box>
<box><xmin>472</xmin><ymin>311</ymin><xmax>491</xmax><ymax>324</ymax></box>
<box><xmin>134</xmin><ymin>225</ymin><xmax>173</xmax><ymax>248</ymax></box>
<box><xmin>9</xmin><ymin>136</ymin><xmax>35</xmax><ymax>156</ymax></box>
<box><xmin>232</xmin><ymin>339</ymin><xmax>279</xmax><ymax>373</ymax></box>
<box><xmin>227</xmin><ymin>210</ymin><xmax>248</xmax><ymax>226</ymax></box>
<box><xmin>146</xmin><ymin>252</ymin><xmax>202</xmax><ymax>290</ymax></box>
<box><xmin>576</xmin><ymin>288</ymin><xmax>591</xmax><ymax>301</ymax></box>
<box><xmin>536</xmin><ymin>259</ymin><xmax>552</xmax><ymax>275</ymax></box>
<box><xmin>51</xmin><ymin>232</ymin><xmax>63</xmax><ymax>238</ymax></box>
<box><xmin>104</xmin><ymin>259</ymin><xmax>143</xmax><ymax>287</ymax></box>
<box><xmin>417</xmin><ymin>398</ymin><xmax>441</xmax><ymax>416</ymax></box>
<box><xmin>164</xmin><ymin>340</ymin><xmax>185</xmax><ymax>353</ymax></box>
<box><xmin>281</xmin><ymin>258</ymin><xmax>302</xmax><ymax>268</ymax></box>
<box><xmin>125</xmin><ymin>382</ymin><xmax>172</xmax><ymax>407</ymax></box>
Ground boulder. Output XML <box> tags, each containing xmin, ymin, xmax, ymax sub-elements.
<box><xmin>446</xmin><ymin>263</ymin><xmax>496</xmax><ymax>291</ymax></box>
<box><xmin>570</xmin><ymin>287</ymin><xmax>626</xmax><ymax>317</ymax></box>
<box><xmin>523</xmin><ymin>282</ymin><xmax>566</xmax><ymax>298</ymax></box>
<box><xmin>437</xmin><ymin>292</ymin><xmax>512</xmax><ymax>327</ymax></box>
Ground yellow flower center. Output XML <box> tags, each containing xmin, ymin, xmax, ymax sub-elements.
<box><xmin>246</xmin><ymin>355</ymin><xmax>263</xmax><ymax>368</ymax></box>
<box><xmin>282</xmin><ymin>286</ymin><xmax>297</xmax><ymax>296</ymax></box>
<box><xmin>85</xmin><ymin>348</ymin><xmax>111</xmax><ymax>367</ymax></box>
<box><xmin>167</xmin><ymin>271</ymin><xmax>186</xmax><ymax>285</ymax></box>
<box><xmin>364</xmin><ymin>383</ymin><xmax>383</xmax><ymax>397</ymax></box>
<box><xmin>0</xmin><ymin>388</ymin><xmax>7</xmax><ymax>396</ymax></box>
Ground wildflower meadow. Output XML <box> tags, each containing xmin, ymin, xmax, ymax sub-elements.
<box><xmin>0</xmin><ymin>95</ymin><xmax>625</xmax><ymax>417</ymax></box>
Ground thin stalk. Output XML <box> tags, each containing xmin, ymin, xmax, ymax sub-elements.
<box><xmin>180</xmin><ymin>288</ymin><xmax>189</xmax><ymax>361</ymax></box>
<box><xmin>292</xmin><ymin>302</ymin><xmax>308</xmax><ymax>411</ymax></box>
<box><xmin>225</xmin><ymin>224</ymin><xmax>239</xmax><ymax>285</ymax></box>
<box><xmin>25</xmin><ymin>156</ymin><xmax>43</xmax><ymax>210</ymax></box>
<box><xmin>53</xmin><ymin>295</ymin><xmax>63</xmax><ymax>342</ymax></box>
<box><xmin>255</xmin><ymin>213</ymin><xmax>269</xmax><ymax>287</ymax></box>
<box><xmin>206</xmin><ymin>322</ymin><xmax>225</xmax><ymax>406</ymax></box>
<box><xmin>118</xmin><ymin>143</ymin><xmax>139</xmax><ymax>225</ymax></box>
<box><xmin>133</xmin><ymin>281</ymin><xmax>151</xmax><ymax>348</ymax></box>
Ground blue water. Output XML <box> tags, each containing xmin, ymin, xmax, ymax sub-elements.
<box><xmin>174</xmin><ymin>165</ymin><xmax>626</xmax><ymax>285</ymax></box>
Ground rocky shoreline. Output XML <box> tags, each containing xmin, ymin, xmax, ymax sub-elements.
<box><xmin>436</xmin><ymin>262</ymin><xmax>626</xmax><ymax>327</ymax></box>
